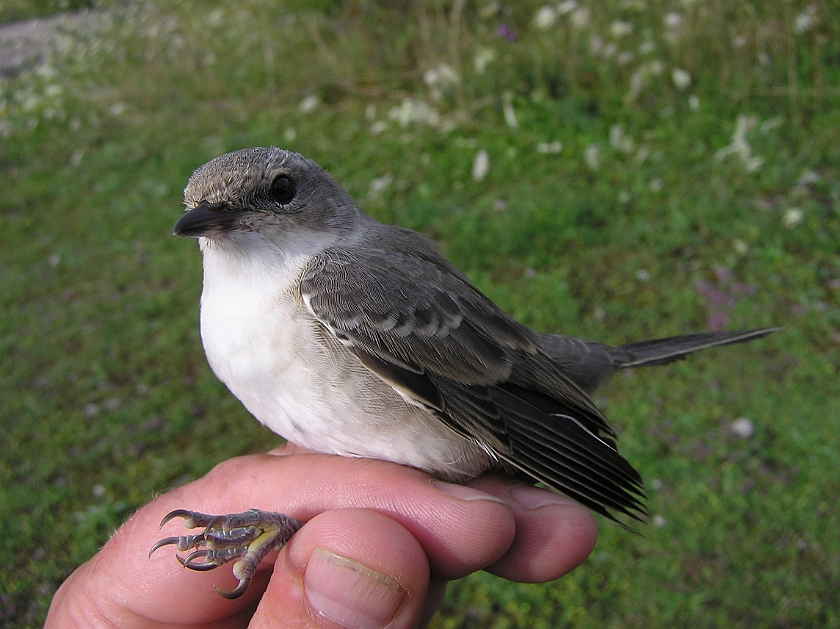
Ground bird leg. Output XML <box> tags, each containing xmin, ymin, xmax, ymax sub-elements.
<box><xmin>149</xmin><ymin>508</ymin><xmax>304</xmax><ymax>599</ymax></box>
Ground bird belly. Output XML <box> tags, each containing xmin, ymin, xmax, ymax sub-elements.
<box><xmin>198</xmin><ymin>246</ymin><xmax>489</xmax><ymax>480</ymax></box>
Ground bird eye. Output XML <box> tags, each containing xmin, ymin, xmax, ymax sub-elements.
<box><xmin>270</xmin><ymin>175</ymin><xmax>295</xmax><ymax>204</ymax></box>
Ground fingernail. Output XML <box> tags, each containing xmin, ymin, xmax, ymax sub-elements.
<box><xmin>509</xmin><ymin>484</ymin><xmax>581</xmax><ymax>509</ymax></box>
<box><xmin>304</xmin><ymin>548</ymin><xmax>405</xmax><ymax>629</ymax></box>
<box><xmin>431</xmin><ymin>480</ymin><xmax>508</xmax><ymax>505</ymax></box>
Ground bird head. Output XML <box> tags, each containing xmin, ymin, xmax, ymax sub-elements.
<box><xmin>175</xmin><ymin>147</ymin><xmax>358</xmax><ymax>241</ymax></box>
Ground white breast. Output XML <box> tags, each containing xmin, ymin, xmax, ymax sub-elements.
<box><xmin>196</xmin><ymin>230</ymin><xmax>490</xmax><ymax>480</ymax></box>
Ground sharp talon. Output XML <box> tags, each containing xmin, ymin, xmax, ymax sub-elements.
<box><xmin>203</xmin><ymin>515</ymin><xmax>226</xmax><ymax>536</ymax></box>
<box><xmin>182</xmin><ymin>549</ymin><xmax>215</xmax><ymax>570</ymax></box>
<box><xmin>149</xmin><ymin>533</ymin><xmax>206</xmax><ymax>559</ymax></box>
<box><xmin>182</xmin><ymin>549</ymin><xmax>206</xmax><ymax>566</ymax></box>
<box><xmin>148</xmin><ymin>536</ymin><xmax>179</xmax><ymax>558</ymax></box>
<box><xmin>215</xmin><ymin>578</ymin><xmax>251</xmax><ymax>600</ymax></box>
<box><xmin>158</xmin><ymin>508</ymin><xmax>194</xmax><ymax>529</ymax></box>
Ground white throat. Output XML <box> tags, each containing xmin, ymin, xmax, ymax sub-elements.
<box><xmin>196</xmin><ymin>228</ymin><xmax>334</xmax><ymax>402</ymax></box>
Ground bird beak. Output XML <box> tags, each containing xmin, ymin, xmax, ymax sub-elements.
<box><xmin>174</xmin><ymin>202</ymin><xmax>249</xmax><ymax>238</ymax></box>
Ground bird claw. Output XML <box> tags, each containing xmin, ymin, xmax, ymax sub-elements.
<box><xmin>150</xmin><ymin>508</ymin><xmax>304</xmax><ymax>598</ymax></box>
<box><xmin>215</xmin><ymin>578</ymin><xmax>252</xmax><ymax>599</ymax></box>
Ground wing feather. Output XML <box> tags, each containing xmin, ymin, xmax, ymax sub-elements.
<box><xmin>300</xmin><ymin>237</ymin><xmax>645</xmax><ymax>523</ymax></box>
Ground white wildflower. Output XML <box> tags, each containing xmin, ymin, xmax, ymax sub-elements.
<box><xmin>299</xmin><ymin>94</ymin><xmax>319</xmax><ymax>113</ymax></box>
<box><xmin>617</xmin><ymin>51</ymin><xmax>634</xmax><ymax>65</ymax></box>
<box><xmin>793</xmin><ymin>5</ymin><xmax>817</xmax><ymax>34</ymax></box>
<box><xmin>618</xmin><ymin>190</ymin><xmax>631</xmax><ymax>203</ymax></box>
<box><xmin>534</xmin><ymin>6</ymin><xmax>558</xmax><ymax>30</ymax></box>
<box><xmin>610</xmin><ymin>20</ymin><xmax>634</xmax><ymax>37</ymax></box>
<box><xmin>439</xmin><ymin>64</ymin><xmax>459</xmax><ymax>84</ymax></box>
<box><xmin>589</xmin><ymin>35</ymin><xmax>604</xmax><ymax>55</ymax></box>
<box><xmin>502</xmin><ymin>98</ymin><xmax>518</xmax><ymax>130</ymax></box>
<box><xmin>474</xmin><ymin>47</ymin><xmax>496</xmax><ymax>74</ymax></box>
<box><xmin>284</xmin><ymin>128</ymin><xmax>297</xmax><ymax>142</ymax></box>
<box><xmin>745</xmin><ymin>156</ymin><xmax>764</xmax><ymax>172</ymax></box>
<box><xmin>625</xmin><ymin>60</ymin><xmax>665</xmax><ymax>102</ymax></box>
<box><xmin>369</xmin><ymin>121</ymin><xmax>387</xmax><ymax>135</ymax></box>
<box><xmin>21</xmin><ymin>93</ymin><xmax>40</xmax><ymax>112</ymax></box>
<box><xmin>206</xmin><ymin>8</ymin><xmax>224</xmax><ymax>26</ymax></box>
<box><xmin>536</xmin><ymin>141</ymin><xmax>563</xmax><ymax>154</ymax></box>
<box><xmin>472</xmin><ymin>150</ymin><xmax>489</xmax><ymax>181</ymax></box>
<box><xmin>556</xmin><ymin>0</ymin><xmax>578</xmax><ymax>16</ymax></box>
<box><xmin>663</xmin><ymin>12</ymin><xmax>683</xmax><ymax>29</ymax></box>
<box><xmin>733</xmin><ymin>34</ymin><xmax>748</xmax><ymax>48</ymax></box>
<box><xmin>636</xmin><ymin>269</ymin><xmax>651</xmax><ymax>282</ymax></box>
<box><xmin>424</xmin><ymin>63</ymin><xmax>459</xmax><ymax>87</ymax></box>
<box><xmin>652</xmin><ymin>515</ymin><xmax>667</xmax><ymax>527</ymax></box>
<box><xmin>369</xmin><ymin>173</ymin><xmax>393</xmax><ymax>197</ymax></box>
<box><xmin>688</xmin><ymin>94</ymin><xmax>700</xmax><ymax>111</ymax></box>
<box><xmin>715</xmin><ymin>114</ymin><xmax>759</xmax><ymax>165</ymax></box>
<box><xmin>649</xmin><ymin>178</ymin><xmax>663</xmax><ymax>192</ymax></box>
<box><xmin>796</xmin><ymin>169</ymin><xmax>820</xmax><ymax>186</ymax></box>
<box><xmin>734</xmin><ymin>114</ymin><xmax>758</xmax><ymax>139</ymax></box>
<box><xmin>109</xmin><ymin>103</ymin><xmax>127</xmax><ymax>116</ymax></box>
<box><xmin>761</xmin><ymin>117</ymin><xmax>783</xmax><ymax>132</ymax></box>
<box><xmin>424</xmin><ymin>64</ymin><xmax>458</xmax><ymax>101</ymax></box>
<box><xmin>672</xmin><ymin>68</ymin><xmax>691</xmax><ymax>90</ymax></box>
<box><xmin>609</xmin><ymin>124</ymin><xmax>634</xmax><ymax>153</ymax></box>
<box><xmin>638</xmin><ymin>40</ymin><xmax>656</xmax><ymax>55</ymax></box>
<box><xmin>584</xmin><ymin>144</ymin><xmax>600</xmax><ymax>171</ymax></box>
<box><xmin>633</xmin><ymin>145</ymin><xmax>650</xmax><ymax>165</ymax></box>
<box><xmin>388</xmin><ymin>99</ymin><xmax>440</xmax><ymax>128</ymax></box>
<box><xmin>570</xmin><ymin>6</ymin><xmax>591</xmax><ymax>29</ymax></box>
<box><xmin>733</xmin><ymin>239</ymin><xmax>748</xmax><ymax>255</ymax></box>
<box><xmin>602</xmin><ymin>42</ymin><xmax>618</xmax><ymax>58</ymax></box>
<box><xmin>783</xmin><ymin>207</ymin><xmax>803</xmax><ymax>228</ymax></box>
<box><xmin>35</xmin><ymin>59</ymin><xmax>58</xmax><ymax>78</ymax></box>
<box><xmin>731</xmin><ymin>417</ymin><xmax>756</xmax><ymax>439</ymax></box>
<box><xmin>479</xmin><ymin>2</ymin><xmax>500</xmax><ymax>18</ymax></box>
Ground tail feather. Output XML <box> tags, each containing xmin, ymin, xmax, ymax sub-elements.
<box><xmin>615</xmin><ymin>327</ymin><xmax>780</xmax><ymax>369</ymax></box>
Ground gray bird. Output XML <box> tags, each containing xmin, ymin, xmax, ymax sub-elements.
<box><xmin>151</xmin><ymin>147</ymin><xmax>776</xmax><ymax>598</ymax></box>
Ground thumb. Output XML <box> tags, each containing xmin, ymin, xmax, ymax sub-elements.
<box><xmin>250</xmin><ymin>509</ymin><xmax>431</xmax><ymax>629</ymax></box>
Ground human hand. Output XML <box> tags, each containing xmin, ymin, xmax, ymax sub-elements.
<box><xmin>46</xmin><ymin>443</ymin><xmax>597</xmax><ymax>628</ymax></box>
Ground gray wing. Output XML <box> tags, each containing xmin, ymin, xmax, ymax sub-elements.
<box><xmin>300</xmin><ymin>241</ymin><xmax>645</xmax><ymax>523</ymax></box>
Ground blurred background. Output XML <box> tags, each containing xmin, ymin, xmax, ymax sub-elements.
<box><xmin>2</xmin><ymin>0</ymin><xmax>838</xmax><ymax>626</ymax></box>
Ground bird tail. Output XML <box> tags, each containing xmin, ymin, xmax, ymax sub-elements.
<box><xmin>613</xmin><ymin>327</ymin><xmax>779</xmax><ymax>369</ymax></box>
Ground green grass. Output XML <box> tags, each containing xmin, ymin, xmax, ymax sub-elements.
<box><xmin>2</xmin><ymin>0</ymin><xmax>839</xmax><ymax>626</ymax></box>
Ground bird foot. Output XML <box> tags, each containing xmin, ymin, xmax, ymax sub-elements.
<box><xmin>149</xmin><ymin>508</ymin><xmax>304</xmax><ymax>598</ymax></box>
